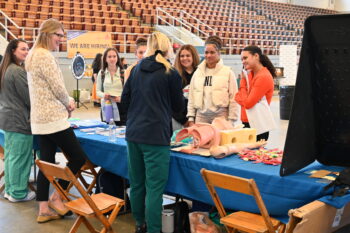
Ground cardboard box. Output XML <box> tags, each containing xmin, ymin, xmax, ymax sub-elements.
<box><xmin>286</xmin><ymin>201</ymin><xmax>350</xmax><ymax>233</ymax></box>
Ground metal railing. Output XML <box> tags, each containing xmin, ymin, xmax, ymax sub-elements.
<box><xmin>0</xmin><ymin>9</ymin><xmax>302</xmax><ymax>55</ymax></box>
<box><xmin>156</xmin><ymin>8</ymin><xmax>215</xmax><ymax>40</ymax></box>
<box><xmin>0</xmin><ymin>10</ymin><xmax>39</xmax><ymax>44</ymax></box>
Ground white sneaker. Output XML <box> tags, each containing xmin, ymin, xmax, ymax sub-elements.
<box><xmin>4</xmin><ymin>193</ymin><xmax>9</xmax><ymax>200</ymax></box>
<box><xmin>8</xmin><ymin>191</ymin><xmax>36</xmax><ymax>203</ymax></box>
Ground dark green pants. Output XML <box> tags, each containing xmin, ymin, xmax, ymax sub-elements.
<box><xmin>127</xmin><ymin>142</ymin><xmax>170</xmax><ymax>233</ymax></box>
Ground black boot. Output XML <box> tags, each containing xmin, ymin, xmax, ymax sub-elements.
<box><xmin>135</xmin><ymin>224</ymin><xmax>147</xmax><ymax>233</ymax></box>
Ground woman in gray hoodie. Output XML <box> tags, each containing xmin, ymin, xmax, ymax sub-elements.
<box><xmin>0</xmin><ymin>39</ymin><xmax>35</xmax><ymax>202</ymax></box>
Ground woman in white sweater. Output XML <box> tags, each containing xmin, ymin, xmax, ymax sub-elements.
<box><xmin>25</xmin><ymin>19</ymin><xmax>86</xmax><ymax>223</ymax></box>
<box><xmin>187</xmin><ymin>36</ymin><xmax>239</xmax><ymax>125</ymax></box>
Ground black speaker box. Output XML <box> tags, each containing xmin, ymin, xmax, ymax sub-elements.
<box><xmin>280</xmin><ymin>14</ymin><xmax>350</xmax><ymax>176</ymax></box>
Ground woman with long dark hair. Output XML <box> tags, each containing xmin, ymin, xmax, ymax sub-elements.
<box><xmin>235</xmin><ymin>45</ymin><xmax>276</xmax><ymax>141</ymax></box>
<box><xmin>96</xmin><ymin>48</ymin><xmax>126</xmax><ymax>125</ymax></box>
<box><xmin>0</xmin><ymin>39</ymin><xmax>34</xmax><ymax>202</ymax></box>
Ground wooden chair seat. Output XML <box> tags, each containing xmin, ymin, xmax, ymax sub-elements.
<box><xmin>65</xmin><ymin>193</ymin><xmax>124</xmax><ymax>216</ymax></box>
<box><xmin>221</xmin><ymin>211</ymin><xmax>281</xmax><ymax>233</ymax></box>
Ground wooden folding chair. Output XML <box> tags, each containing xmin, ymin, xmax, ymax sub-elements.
<box><xmin>36</xmin><ymin>159</ymin><xmax>125</xmax><ymax>233</ymax></box>
<box><xmin>62</xmin><ymin>151</ymin><xmax>101</xmax><ymax>195</ymax></box>
<box><xmin>201</xmin><ymin>169</ymin><xmax>286</xmax><ymax>233</ymax></box>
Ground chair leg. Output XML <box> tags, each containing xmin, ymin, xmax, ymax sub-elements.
<box><xmin>108</xmin><ymin>202</ymin><xmax>124</xmax><ymax>224</ymax></box>
<box><xmin>100</xmin><ymin>224</ymin><xmax>114</xmax><ymax>233</ymax></box>
<box><xmin>100</xmin><ymin>203</ymin><xmax>124</xmax><ymax>233</ymax></box>
<box><xmin>28</xmin><ymin>181</ymin><xmax>36</xmax><ymax>193</ymax></box>
<box><xmin>69</xmin><ymin>215</ymin><xmax>84</xmax><ymax>233</ymax></box>
<box><xmin>85</xmin><ymin>168</ymin><xmax>101</xmax><ymax>195</ymax></box>
<box><xmin>81</xmin><ymin>216</ymin><xmax>98</xmax><ymax>233</ymax></box>
<box><xmin>78</xmin><ymin>173</ymin><xmax>90</xmax><ymax>190</ymax></box>
<box><xmin>0</xmin><ymin>171</ymin><xmax>4</xmax><ymax>193</ymax></box>
<box><xmin>278</xmin><ymin>223</ymin><xmax>286</xmax><ymax>233</ymax></box>
<box><xmin>0</xmin><ymin>152</ymin><xmax>4</xmax><ymax>194</ymax></box>
<box><xmin>66</xmin><ymin>171</ymin><xmax>93</xmax><ymax>194</ymax></box>
<box><xmin>226</xmin><ymin>227</ymin><xmax>238</xmax><ymax>233</ymax></box>
<box><xmin>101</xmin><ymin>226</ymin><xmax>115</xmax><ymax>233</ymax></box>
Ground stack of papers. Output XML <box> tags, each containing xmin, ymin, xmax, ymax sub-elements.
<box><xmin>69</xmin><ymin>119</ymin><xmax>106</xmax><ymax>129</ymax></box>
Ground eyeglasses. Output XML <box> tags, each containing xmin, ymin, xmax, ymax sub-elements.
<box><xmin>53</xmin><ymin>33</ymin><xmax>65</xmax><ymax>38</ymax></box>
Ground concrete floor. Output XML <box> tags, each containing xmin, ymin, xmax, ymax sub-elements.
<box><xmin>0</xmin><ymin>98</ymin><xmax>349</xmax><ymax>232</ymax></box>
<box><xmin>0</xmin><ymin>102</ymin><xmax>136</xmax><ymax>233</ymax></box>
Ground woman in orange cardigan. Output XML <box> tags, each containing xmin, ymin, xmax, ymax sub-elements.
<box><xmin>235</xmin><ymin>46</ymin><xmax>276</xmax><ymax>141</ymax></box>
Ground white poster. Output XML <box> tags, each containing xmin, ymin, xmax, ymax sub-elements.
<box><xmin>279</xmin><ymin>45</ymin><xmax>298</xmax><ymax>86</ymax></box>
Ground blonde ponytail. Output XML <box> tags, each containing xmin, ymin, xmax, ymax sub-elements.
<box><xmin>155</xmin><ymin>53</ymin><xmax>172</xmax><ymax>73</ymax></box>
<box><xmin>145</xmin><ymin>32</ymin><xmax>174</xmax><ymax>74</ymax></box>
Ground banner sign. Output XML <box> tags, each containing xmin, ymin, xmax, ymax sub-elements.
<box><xmin>67</xmin><ymin>31</ymin><xmax>112</xmax><ymax>58</ymax></box>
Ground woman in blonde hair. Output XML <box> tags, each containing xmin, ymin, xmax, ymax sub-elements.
<box><xmin>187</xmin><ymin>35</ymin><xmax>239</xmax><ymax>125</ymax></box>
<box><xmin>121</xmin><ymin>32</ymin><xmax>184</xmax><ymax>233</ymax></box>
<box><xmin>25</xmin><ymin>18</ymin><xmax>86</xmax><ymax>223</ymax></box>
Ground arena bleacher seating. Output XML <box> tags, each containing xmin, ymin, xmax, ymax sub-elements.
<box><xmin>0</xmin><ymin>0</ymin><xmax>338</xmax><ymax>54</ymax></box>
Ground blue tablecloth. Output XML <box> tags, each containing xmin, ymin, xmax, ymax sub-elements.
<box><xmin>73</xmin><ymin>130</ymin><xmax>347</xmax><ymax>223</ymax></box>
<box><xmin>1</xmin><ymin>128</ymin><xmax>349</xmax><ymax>223</ymax></box>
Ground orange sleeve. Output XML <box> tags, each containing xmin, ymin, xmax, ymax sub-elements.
<box><xmin>234</xmin><ymin>75</ymin><xmax>248</xmax><ymax>106</ymax></box>
<box><xmin>244</xmin><ymin>73</ymin><xmax>272</xmax><ymax>109</ymax></box>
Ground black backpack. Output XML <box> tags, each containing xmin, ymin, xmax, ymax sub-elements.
<box><xmin>324</xmin><ymin>168</ymin><xmax>350</xmax><ymax>198</ymax></box>
<box><xmin>164</xmin><ymin>196</ymin><xmax>191</xmax><ymax>233</ymax></box>
<box><xmin>95</xmin><ymin>169</ymin><xmax>131</xmax><ymax>212</ymax></box>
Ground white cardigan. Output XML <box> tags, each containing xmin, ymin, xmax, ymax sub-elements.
<box><xmin>26</xmin><ymin>48</ymin><xmax>71</xmax><ymax>134</ymax></box>
<box><xmin>187</xmin><ymin>59</ymin><xmax>239</xmax><ymax>121</ymax></box>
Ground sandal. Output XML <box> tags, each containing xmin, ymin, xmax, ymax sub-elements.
<box><xmin>37</xmin><ymin>213</ymin><xmax>61</xmax><ymax>223</ymax></box>
<box><xmin>48</xmin><ymin>201</ymin><xmax>73</xmax><ymax>216</ymax></box>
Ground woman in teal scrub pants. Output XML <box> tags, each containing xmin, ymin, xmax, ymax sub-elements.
<box><xmin>0</xmin><ymin>39</ymin><xmax>35</xmax><ymax>202</ymax></box>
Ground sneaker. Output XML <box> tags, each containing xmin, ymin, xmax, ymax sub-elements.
<box><xmin>4</xmin><ymin>193</ymin><xmax>9</xmax><ymax>200</ymax></box>
<box><xmin>8</xmin><ymin>191</ymin><xmax>36</xmax><ymax>203</ymax></box>
<box><xmin>135</xmin><ymin>224</ymin><xmax>147</xmax><ymax>233</ymax></box>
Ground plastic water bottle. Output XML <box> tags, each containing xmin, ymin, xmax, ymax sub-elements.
<box><xmin>108</xmin><ymin>119</ymin><xmax>116</xmax><ymax>142</ymax></box>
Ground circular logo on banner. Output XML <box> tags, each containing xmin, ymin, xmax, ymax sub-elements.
<box><xmin>71</xmin><ymin>53</ymin><xmax>86</xmax><ymax>80</ymax></box>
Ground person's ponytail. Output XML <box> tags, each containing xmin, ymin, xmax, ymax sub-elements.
<box><xmin>155</xmin><ymin>53</ymin><xmax>172</xmax><ymax>74</ymax></box>
<box><xmin>260</xmin><ymin>54</ymin><xmax>276</xmax><ymax>78</ymax></box>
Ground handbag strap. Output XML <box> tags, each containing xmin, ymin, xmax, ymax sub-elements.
<box><xmin>243</xmin><ymin>69</ymin><xmax>250</xmax><ymax>91</ymax></box>
<box><xmin>244</xmin><ymin>70</ymin><xmax>267</xmax><ymax>102</ymax></box>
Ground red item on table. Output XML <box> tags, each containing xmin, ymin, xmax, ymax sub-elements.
<box><xmin>238</xmin><ymin>148</ymin><xmax>283</xmax><ymax>165</ymax></box>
